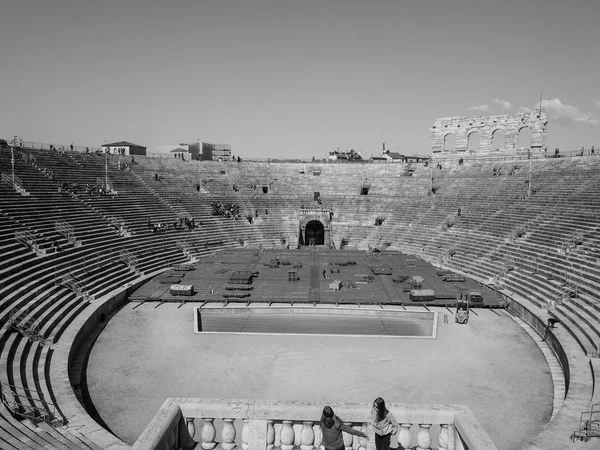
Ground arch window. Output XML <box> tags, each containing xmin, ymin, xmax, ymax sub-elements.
<box><xmin>467</xmin><ymin>132</ymin><xmax>480</xmax><ymax>152</ymax></box>
<box><xmin>518</xmin><ymin>127</ymin><xmax>532</xmax><ymax>149</ymax></box>
<box><xmin>443</xmin><ymin>134</ymin><xmax>456</xmax><ymax>151</ymax></box>
<box><xmin>491</xmin><ymin>130</ymin><xmax>505</xmax><ymax>151</ymax></box>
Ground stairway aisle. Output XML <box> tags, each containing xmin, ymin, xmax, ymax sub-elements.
<box><xmin>309</xmin><ymin>248</ymin><xmax>320</xmax><ymax>303</ymax></box>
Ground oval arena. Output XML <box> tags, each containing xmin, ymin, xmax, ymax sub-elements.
<box><xmin>0</xmin><ymin>146</ymin><xmax>599</xmax><ymax>450</ymax></box>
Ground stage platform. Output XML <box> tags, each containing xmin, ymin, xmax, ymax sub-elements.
<box><xmin>129</xmin><ymin>248</ymin><xmax>507</xmax><ymax>307</ymax></box>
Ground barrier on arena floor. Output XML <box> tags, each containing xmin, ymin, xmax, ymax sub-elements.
<box><xmin>132</xmin><ymin>398</ymin><xmax>498</xmax><ymax>450</ymax></box>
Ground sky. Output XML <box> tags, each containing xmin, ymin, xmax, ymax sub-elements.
<box><xmin>1</xmin><ymin>0</ymin><xmax>599</xmax><ymax>159</ymax></box>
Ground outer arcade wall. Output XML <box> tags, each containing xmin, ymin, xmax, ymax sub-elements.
<box><xmin>430</xmin><ymin>109</ymin><xmax>548</xmax><ymax>157</ymax></box>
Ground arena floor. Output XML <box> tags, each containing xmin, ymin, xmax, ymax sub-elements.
<box><xmin>86</xmin><ymin>250</ymin><xmax>554</xmax><ymax>450</ymax></box>
<box><xmin>86</xmin><ymin>257</ymin><xmax>554</xmax><ymax>450</ymax></box>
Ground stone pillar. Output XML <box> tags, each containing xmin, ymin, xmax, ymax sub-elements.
<box><xmin>201</xmin><ymin>418</ymin><xmax>217</xmax><ymax>450</ymax></box>
<box><xmin>313</xmin><ymin>423</ymin><xmax>322</xmax><ymax>450</ymax></box>
<box><xmin>351</xmin><ymin>426</ymin><xmax>361</xmax><ymax>450</ymax></box>
<box><xmin>300</xmin><ymin>421</ymin><xmax>315</xmax><ymax>450</ymax></box>
<box><xmin>438</xmin><ymin>424</ymin><xmax>449</xmax><ymax>450</ymax></box>
<box><xmin>266</xmin><ymin>420</ymin><xmax>275</xmax><ymax>450</ymax></box>
<box><xmin>222</xmin><ymin>418</ymin><xmax>237</xmax><ymax>450</ymax></box>
<box><xmin>249</xmin><ymin>419</ymin><xmax>268</xmax><ymax>450</ymax></box>
<box><xmin>280</xmin><ymin>420</ymin><xmax>295</xmax><ymax>450</ymax></box>
<box><xmin>416</xmin><ymin>424</ymin><xmax>431</xmax><ymax>450</ymax></box>
<box><xmin>242</xmin><ymin>419</ymin><xmax>249</xmax><ymax>450</ymax></box>
<box><xmin>343</xmin><ymin>423</ymin><xmax>354</xmax><ymax>450</ymax></box>
<box><xmin>358</xmin><ymin>423</ymin><xmax>368</xmax><ymax>450</ymax></box>
<box><xmin>446</xmin><ymin>423</ymin><xmax>456</xmax><ymax>450</ymax></box>
<box><xmin>186</xmin><ymin>417</ymin><xmax>195</xmax><ymax>442</ymax></box>
<box><xmin>398</xmin><ymin>423</ymin><xmax>412</xmax><ymax>449</ymax></box>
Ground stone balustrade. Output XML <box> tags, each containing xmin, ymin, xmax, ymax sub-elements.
<box><xmin>131</xmin><ymin>399</ymin><xmax>498</xmax><ymax>450</ymax></box>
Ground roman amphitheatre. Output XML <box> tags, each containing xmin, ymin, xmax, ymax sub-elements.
<box><xmin>0</xmin><ymin>110</ymin><xmax>599</xmax><ymax>450</ymax></box>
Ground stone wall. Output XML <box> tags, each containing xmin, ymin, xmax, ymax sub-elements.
<box><xmin>430</xmin><ymin>109</ymin><xmax>548</xmax><ymax>157</ymax></box>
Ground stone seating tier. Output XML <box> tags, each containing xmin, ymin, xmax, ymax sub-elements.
<box><xmin>2</xmin><ymin>149</ymin><xmax>600</xmax><ymax>448</ymax></box>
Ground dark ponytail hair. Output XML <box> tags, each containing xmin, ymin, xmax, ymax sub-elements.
<box><xmin>373</xmin><ymin>397</ymin><xmax>388</xmax><ymax>423</ymax></box>
<box><xmin>322</xmin><ymin>405</ymin><xmax>334</xmax><ymax>419</ymax></box>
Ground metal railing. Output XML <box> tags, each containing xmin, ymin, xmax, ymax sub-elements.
<box><xmin>59</xmin><ymin>273</ymin><xmax>90</xmax><ymax>300</ymax></box>
<box><xmin>14</xmin><ymin>229</ymin><xmax>37</xmax><ymax>250</ymax></box>
<box><xmin>55</xmin><ymin>221</ymin><xmax>76</xmax><ymax>244</ymax></box>
<box><xmin>3</xmin><ymin>139</ymin><xmax>103</xmax><ymax>154</ymax></box>
<box><xmin>119</xmin><ymin>250</ymin><xmax>139</xmax><ymax>272</ymax></box>
<box><xmin>572</xmin><ymin>403</ymin><xmax>600</xmax><ymax>442</ymax></box>
<box><xmin>433</xmin><ymin>147</ymin><xmax>600</xmax><ymax>164</ymax></box>
<box><xmin>1</xmin><ymin>172</ymin><xmax>29</xmax><ymax>195</ymax></box>
<box><xmin>1</xmin><ymin>382</ymin><xmax>63</xmax><ymax>426</ymax></box>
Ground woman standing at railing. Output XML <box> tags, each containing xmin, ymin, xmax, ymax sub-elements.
<box><xmin>320</xmin><ymin>406</ymin><xmax>368</xmax><ymax>450</ymax></box>
<box><xmin>371</xmin><ymin>397</ymin><xmax>399</xmax><ymax>450</ymax></box>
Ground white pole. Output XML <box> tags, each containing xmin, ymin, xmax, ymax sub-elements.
<box><xmin>11</xmin><ymin>135</ymin><xmax>16</xmax><ymax>189</ymax></box>
<box><xmin>528</xmin><ymin>156</ymin><xmax>532</xmax><ymax>197</ymax></box>
<box><xmin>105</xmin><ymin>148</ymin><xmax>108</xmax><ymax>190</ymax></box>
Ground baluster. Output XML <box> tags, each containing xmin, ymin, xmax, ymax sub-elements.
<box><xmin>186</xmin><ymin>417</ymin><xmax>196</xmax><ymax>441</ymax></box>
<box><xmin>267</xmin><ymin>420</ymin><xmax>275</xmax><ymax>450</ymax></box>
<box><xmin>398</xmin><ymin>423</ymin><xmax>412</xmax><ymax>450</ymax></box>
<box><xmin>351</xmin><ymin>426</ymin><xmax>361</xmax><ymax>450</ymax></box>
<box><xmin>294</xmin><ymin>423</ymin><xmax>302</xmax><ymax>447</ymax></box>
<box><xmin>343</xmin><ymin>423</ymin><xmax>353</xmax><ymax>450</ymax></box>
<box><xmin>300</xmin><ymin>421</ymin><xmax>315</xmax><ymax>450</ymax></box>
<box><xmin>358</xmin><ymin>423</ymin><xmax>368</xmax><ymax>450</ymax></box>
<box><xmin>201</xmin><ymin>418</ymin><xmax>217</xmax><ymax>449</ymax></box>
<box><xmin>241</xmin><ymin>419</ymin><xmax>249</xmax><ymax>450</ymax></box>
<box><xmin>416</xmin><ymin>424</ymin><xmax>432</xmax><ymax>450</ymax></box>
<box><xmin>438</xmin><ymin>424</ymin><xmax>449</xmax><ymax>450</ymax></box>
<box><xmin>280</xmin><ymin>420</ymin><xmax>295</xmax><ymax>450</ymax></box>
<box><xmin>222</xmin><ymin>418</ymin><xmax>237</xmax><ymax>450</ymax></box>
<box><xmin>313</xmin><ymin>423</ymin><xmax>322</xmax><ymax>450</ymax></box>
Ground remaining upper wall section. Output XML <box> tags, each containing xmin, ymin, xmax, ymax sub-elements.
<box><xmin>430</xmin><ymin>109</ymin><xmax>548</xmax><ymax>157</ymax></box>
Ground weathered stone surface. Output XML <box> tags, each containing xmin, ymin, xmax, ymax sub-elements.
<box><xmin>430</xmin><ymin>109</ymin><xmax>548</xmax><ymax>156</ymax></box>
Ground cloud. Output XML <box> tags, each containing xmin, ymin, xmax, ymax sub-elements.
<box><xmin>595</xmin><ymin>100</ymin><xmax>600</xmax><ymax>108</ymax></box>
<box><xmin>538</xmin><ymin>98</ymin><xmax>599</xmax><ymax>127</ymax></box>
<box><xmin>519</xmin><ymin>106</ymin><xmax>532</xmax><ymax>113</ymax></box>
<box><xmin>469</xmin><ymin>104</ymin><xmax>489</xmax><ymax>112</ymax></box>
<box><xmin>491</xmin><ymin>98</ymin><xmax>512</xmax><ymax>110</ymax></box>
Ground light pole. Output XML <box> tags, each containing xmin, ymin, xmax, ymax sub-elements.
<box><xmin>528</xmin><ymin>149</ymin><xmax>532</xmax><ymax>198</ymax></box>
<box><xmin>105</xmin><ymin>146</ymin><xmax>108</xmax><ymax>191</ymax></box>
<box><xmin>11</xmin><ymin>135</ymin><xmax>17</xmax><ymax>190</ymax></box>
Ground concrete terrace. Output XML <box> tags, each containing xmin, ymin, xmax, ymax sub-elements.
<box><xmin>0</xmin><ymin>146</ymin><xmax>599</xmax><ymax>448</ymax></box>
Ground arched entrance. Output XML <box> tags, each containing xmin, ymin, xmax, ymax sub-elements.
<box><xmin>305</xmin><ymin>220</ymin><xmax>325</xmax><ymax>246</ymax></box>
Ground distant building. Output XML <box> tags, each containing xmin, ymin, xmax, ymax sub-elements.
<box><xmin>202</xmin><ymin>142</ymin><xmax>232</xmax><ymax>161</ymax></box>
<box><xmin>102</xmin><ymin>141</ymin><xmax>147</xmax><ymax>156</ymax></box>
<box><xmin>327</xmin><ymin>149</ymin><xmax>362</xmax><ymax>162</ymax></box>
<box><xmin>181</xmin><ymin>142</ymin><xmax>201</xmax><ymax>160</ymax></box>
<box><xmin>381</xmin><ymin>150</ymin><xmax>405</xmax><ymax>163</ymax></box>
<box><xmin>155</xmin><ymin>145</ymin><xmax>190</xmax><ymax>159</ymax></box>
<box><xmin>155</xmin><ymin>142</ymin><xmax>228</xmax><ymax>160</ymax></box>
<box><xmin>379</xmin><ymin>150</ymin><xmax>430</xmax><ymax>164</ymax></box>
<box><xmin>404</xmin><ymin>155</ymin><xmax>431</xmax><ymax>163</ymax></box>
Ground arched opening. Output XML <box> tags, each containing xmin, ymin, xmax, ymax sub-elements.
<box><xmin>443</xmin><ymin>133</ymin><xmax>456</xmax><ymax>151</ymax></box>
<box><xmin>518</xmin><ymin>127</ymin><xmax>532</xmax><ymax>149</ymax></box>
<box><xmin>305</xmin><ymin>220</ymin><xmax>324</xmax><ymax>246</ymax></box>
<box><xmin>491</xmin><ymin>130</ymin><xmax>505</xmax><ymax>151</ymax></box>
<box><xmin>467</xmin><ymin>132</ymin><xmax>480</xmax><ymax>152</ymax></box>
